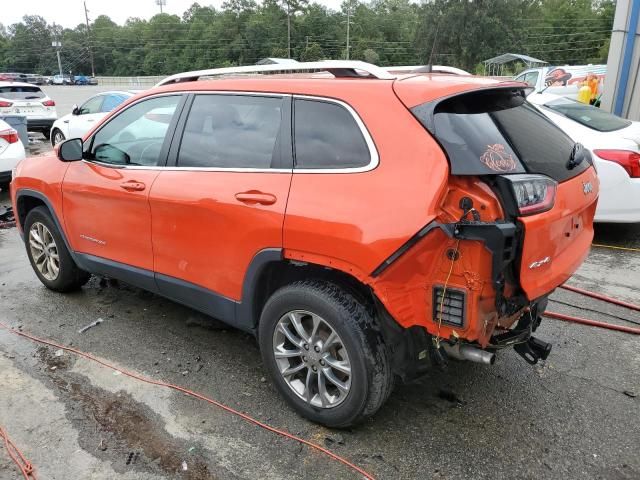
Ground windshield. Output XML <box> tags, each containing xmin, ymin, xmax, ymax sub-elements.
<box><xmin>0</xmin><ymin>86</ymin><xmax>45</xmax><ymax>100</ymax></box>
<box><xmin>544</xmin><ymin>97</ymin><xmax>631</xmax><ymax>132</ymax></box>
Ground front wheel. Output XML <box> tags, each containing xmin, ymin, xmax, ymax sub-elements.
<box><xmin>23</xmin><ymin>206</ymin><xmax>90</xmax><ymax>292</ymax></box>
<box><xmin>51</xmin><ymin>129</ymin><xmax>65</xmax><ymax>146</ymax></box>
<box><xmin>259</xmin><ymin>280</ymin><xmax>393</xmax><ymax>427</ymax></box>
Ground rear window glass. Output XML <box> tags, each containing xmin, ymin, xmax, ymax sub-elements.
<box><xmin>544</xmin><ymin>97</ymin><xmax>631</xmax><ymax>132</ymax></box>
<box><xmin>412</xmin><ymin>89</ymin><xmax>589</xmax><ymax>182</ymax></box>
<box><xmin>0</xmin><ymin>86</ymin><xmax>45</xmax><ymax>100</ymax></box>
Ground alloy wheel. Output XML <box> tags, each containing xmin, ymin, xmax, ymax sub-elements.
<box><xmin>28</xmin><ymin>222</ymin><xmax>60</xmax><ymax>281</ymax></box>
<box><xmin>53</xmin><ymin>131</ymin><xmax>65</xmax><ymax>145</ymax></box>
<box><xmin>273</xmin><ymin>310</ymin><xmax>352</xmax><ymax>408</ymax></box>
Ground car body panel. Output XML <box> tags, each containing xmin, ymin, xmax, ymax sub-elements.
<box><xmin>150</xmin><ymin>171</ymin><xmax>292</xmax><ymax>300</ymax></box>
<box><xmin>61</xmin><ymin>161</ymin><xmax>160</xmax><ymax>271</ymax></box>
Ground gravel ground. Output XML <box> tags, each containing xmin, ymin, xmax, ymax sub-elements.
<box><xmin>0</xmin><ymin>87</ymin><xmax>639</xmax><ymax>479</ymax></box>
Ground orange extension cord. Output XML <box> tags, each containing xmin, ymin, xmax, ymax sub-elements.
<box><xmin>0</xmin><ymin>426</ymin><xmax>37</xmax><ymax>480</ymax></box>
<box><xmin>544</xmin><ymin>284</ymin><xmax>640</xmax><ymax>335</ymax></box>
<box><xmin>0</xmin><ymin>321</ymin><xmax>375</xmax><ymax>480</ymax></box>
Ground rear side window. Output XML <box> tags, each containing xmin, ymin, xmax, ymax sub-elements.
<box><xmin>0</xmin><ymin>86</ymin><xmax>45</xmax><ymax>100</ymax></box>
<box><xmin>294</xmin><ymin>99</ymin><xmax>370</xmax><ymax>169</ymax></box>
<box><xmin>177</xmin><ymin>94</ymin><xmax>283</xmax><ymax>169</ymax></box>
<box><xmin>412</xmin><ymin>89</ymin><xmax>589</xmax><ymax>182</ymax></box>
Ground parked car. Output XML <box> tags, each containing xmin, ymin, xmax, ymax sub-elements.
<box><xmin>49</xmin><ymin>74</ymin><xmax>74</xmax><ymax>86</ymax></box>
<box><xmin>0</xmin><ymin>82</ymin><xmax>57</xmax><ymax>139</ymax></box>
<box><xmin>0</xmin><ymin>119</ymin><xmax>26</xmax><ymax>188</ymax></box>
<box><xmin>527</xmin><ymin>92</ymin><xmax>639</xmax><ymax>223</ymax></box>
<box><xmin>514</xmin><ymin>65</ymin><xmax>606</xmax><ymax>100</ymax></box>
<box><xmin>10</xmin><ymin>61</ymin><xmax>599</xmax><ymax>427</ymax></box>
<box><xmin>51</xmin><ymin>91</ymin><xmax>136</xmax><ymax>145</ymax></box>
<box><xmin>74</xmin><ymin>75</ymin><xmax>90</xmax><ymax>85</ymax></box>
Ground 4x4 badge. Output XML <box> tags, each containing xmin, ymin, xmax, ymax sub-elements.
<box><xmin>583</xmin><ymin>181</ymin><xmax>593</xmax><ymax>194</ymax></box>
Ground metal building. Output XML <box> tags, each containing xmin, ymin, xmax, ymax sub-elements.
<box><xmin>601</xmin><ymin>0</ymin><xmax>640</xmax><ymax>120</ymax></box>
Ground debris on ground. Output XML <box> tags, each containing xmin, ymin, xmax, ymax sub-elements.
<box><xmin>623</xmin><ymin>390</ymin><xmax>637</xmax><ymax>398</ymax></box>
<box><xmin>54</xmin><ymin>349</ymin><xmax>64</xmax><ymax>357</ymax></box>
<box><xmin>78</xmin><ymin>318</ymin><xmax>104</xmax><ymax>333</ymax></box>
<box><xmin>324</xmin><ymin>432</ymin><xmax>345</xmax><ymax>446</ymax></box>
<box><xmin>182</xmin><ymin>461</ymin><xmax>188</xmax><ymax>471</ymax></box>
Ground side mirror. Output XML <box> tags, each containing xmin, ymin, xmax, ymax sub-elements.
<box><xmin>58</xmin><ymin>138</ymin><xmax>83</xmax><ymax>162</ymax></box>
<box><xmin>71</xmin><ymin>104</ymin><xmax>79</xmax><ymax>115</ymax></box>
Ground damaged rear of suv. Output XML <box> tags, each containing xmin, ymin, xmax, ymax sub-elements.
<box><xmin>11</xmin><ymin>62</ymin><xmax>598</xmax><ymax>427</ymax></box>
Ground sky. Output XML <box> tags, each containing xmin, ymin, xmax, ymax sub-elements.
<box><xmin>4</xmin><ymin>0</ymin><xmax>345</xmax><ymax>28</ymax></box>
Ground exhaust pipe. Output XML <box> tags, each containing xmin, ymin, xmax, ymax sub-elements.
<box><xmin>442</xmin><ymin>343</ymin><xmax>496</xmax><ymax>365</ymax></box>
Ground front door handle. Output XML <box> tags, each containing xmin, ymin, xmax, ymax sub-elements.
<box><xmin>235</xmin><ymin>191</ymin><xmax>277</xmax><ymax>205</ymax></box>
<box><xmin>120</xmin><ymin>180</ymin><xmax>146</xmax><ymax>192</ymax></box>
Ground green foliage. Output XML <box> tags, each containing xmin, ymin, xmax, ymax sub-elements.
<box><xmin>0</xmin><ymin>0</ymin><xmax>615</xmax><ymax>75</ymax></box>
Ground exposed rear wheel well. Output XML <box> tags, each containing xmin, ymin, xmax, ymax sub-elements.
<box><xmin>251</xmin><ymin>261</ymin><xmax>377</xmax><ymax>329</ymax></box>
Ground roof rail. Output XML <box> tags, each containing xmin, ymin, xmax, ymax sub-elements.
<box><xmin>155</xmin><ymin>60</ymin><xmax>395</xmax><ymax>87</ymax></box>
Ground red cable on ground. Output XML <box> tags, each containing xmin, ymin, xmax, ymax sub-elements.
<box><xmin>543</xmin><ymin>311</ymin><xmax>640</xmax><ymax>335</ymax></box>
<box><xmin>560</xmin><ymin>284</ymin><xmax>640</xmax><ymax>312</ymax></box>
<box><xmin>0</xmin><ymin>426</ymin><xmax>37</xmax><ymax>480</ymax></box>
<box><xmin>0</xmin><ymin>321</ymin><xmax>375</xmax><ymax>480</ymax></box>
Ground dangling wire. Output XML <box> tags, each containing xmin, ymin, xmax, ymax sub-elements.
<box><xmin>434</xmin><ymin>238</ymin><xmax>461</xmax><ymax>350</ymax></box>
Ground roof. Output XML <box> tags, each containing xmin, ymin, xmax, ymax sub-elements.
<box><xmin>484</xmin><ymin>53</ymin><xmax>547</xmax><ymax>65</ymax></box>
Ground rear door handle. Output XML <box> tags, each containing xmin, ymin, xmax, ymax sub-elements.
<box><xmin>120</xmin><ymin>180</ymin><xmax>146</xmax><ymax>192</ymax></box>
<box><xmin>235</xmin><ymin>191</ymin><xmax>277</xmax><ymax>205</ymax></box>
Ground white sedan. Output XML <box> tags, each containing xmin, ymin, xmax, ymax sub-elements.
<box><xmin>527</xmin><ymin>92</ymin><xmax>640</xmax><ymax>223</ymax></box>
<box><xmin>0</xmin><ymin>119</ymin><xmax>26</xmax><ymax>188</ymax></box>
<box><xmin>51</xmin><ymin>91</ymin><xmax>136</xmax><ymax>145</ymax></box>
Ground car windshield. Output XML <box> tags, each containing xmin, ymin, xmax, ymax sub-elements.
<box><xmin>0</xmin><ymin>86</ymin><xmax>46</xmax><ymax>100</ymax></box>
<box><xmin>544</xmin><ymin>97</ymin><xmax>631</xmax><ymax>132</ymax></box>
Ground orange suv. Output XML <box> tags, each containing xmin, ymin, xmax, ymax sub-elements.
<box><xmin>10</xmin><ymin>62</ymin><xmax>598</xmax><ymax>427</ymax></box>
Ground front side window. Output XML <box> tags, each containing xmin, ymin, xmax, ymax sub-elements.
<box><xmin>87</xmin><ymin>95</ymin><xmax>180</xmax><ymax>167</ymax></box>
<box><xmin>293</xmin><ymin>99</ymin><xmax>371</xmax><ymax>169</ymax></box>
<box><xmin>79</xmin><ymin>95</ymin><xmax>104</xmax><ymax>115</ymax></box>
<box><xmin>544</xmin><ymin>97</ymin><xmax>631</xmax><ymax>132</ymax></box>
<box><xmin>177</xmin><ymin>94</ymin><xmax>283</xmax><ymax>169</ymax></box>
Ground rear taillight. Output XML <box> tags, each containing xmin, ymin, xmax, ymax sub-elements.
<box><xmin>593</xmin><ymin>149</ymin><xmax>640</xmax><ymax>178</ymax></box>
<box><xmin>0</xmin><ymin>101</ymin><xmax>12</xmax><ymax>107</ymax></box>
<box><xmin>503</xmin><ymin>174</ymin><xmax>557</xmax><ymax>216</ymax></box>
<box><xmin>0</xmin><ymin>128</ymin><xmax>19</xmax><ymax>144</ymax></box>
<box><xmin>42</xmin><ymin>99</ymin><xmax>55</xmax><ymax>107</ymax></box>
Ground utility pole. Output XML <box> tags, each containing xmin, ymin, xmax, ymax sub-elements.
<box><xmin>345</xmin><ymin>0</ymin><xmax>352</xmax><ymax>60</ymax></box>
<box><xmin>84</xmin><ymin>1</ymin><xmax>96</xmax><ymax>77</ymax></box>
<box><xmin>156</xmin><ymin>0</ymin><xmax>166</xmax><ymax>14</ymax></box>
<box><xmin>52</xmin><ymin>40</ymin><xmax>63</xmax><ymax>77</ymax></box>
<box><xmin>287</xmin><ymin>2</ymin><xmax>291</xmax><ymax>58</ymax></box>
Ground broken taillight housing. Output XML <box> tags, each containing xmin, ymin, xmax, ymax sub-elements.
<box><xmin>593</xmin><ymin>149</ymin><xmax>640</xmax><ymax>178</ymax></box>
<box><xmin>503</xmin><ymin>174</ymin><xmax>557</xmax><ymax>216</ymax></box>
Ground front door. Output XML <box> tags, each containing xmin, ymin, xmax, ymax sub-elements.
<box><xmin>67</xmin><ymin>94</ymin><xmax>105</xmax><ymax>139</ymax></box>
<box><xmin>149</xmin><ymin>93</ymin><xmax>292</xmax><ymax>320</ymax></box>
<box><xmin>62</xmin><ymin>94</ymin><xmax>184</xmax><ymax>272</ymax></box>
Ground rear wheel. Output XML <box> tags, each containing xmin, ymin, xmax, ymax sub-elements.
<box><xmin>24</xmin><ymin>206</ymin><xmax>90</xmax><ymax>292</ymax></box>
<box><xmin>259</xmin><ymin>280</ymin><xmax>393</xmax><ymax>427</ymax></box>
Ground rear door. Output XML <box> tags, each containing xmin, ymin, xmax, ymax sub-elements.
<box><xmin>402</xmin><ymin>85</ymin><xmax>599</xmax><ymax>299</ymax></box>
<box><xmin>148</xmin><ymin>92</ymin><xmax>292</xmax><ymax>323</ymax></box>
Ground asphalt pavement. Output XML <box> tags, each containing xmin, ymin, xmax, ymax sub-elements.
<box><xmin>0</xmin><ymin>87</ymin><xmax>639</xmax><ymax>479</ymax></box>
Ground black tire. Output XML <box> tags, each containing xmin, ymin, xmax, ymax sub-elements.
<box><xmin>51</xmin><ymin>128</ymin><xmax>65</xmax><ymax>146</ymax></box>
<box><xmin>41</xmin><ymin>128</ymin><xmax>51</xmax><ymax>140</ymax></box>
<box><xmin>23</xmin><ymin>206</ymin><xmax>90</xmax><ymax>292</ymax></box>
<box><xmin>259</xmin><ymin>280</ymin><xmax>393</xmax><ymax>427</ymax></box>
